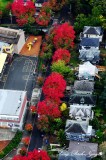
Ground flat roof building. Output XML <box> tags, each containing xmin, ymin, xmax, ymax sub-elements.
<box><xmin>0</xmin><ymin>53</ymin><xmax>7</xmax><ymax>74</ymax></box>
<box><xmin>0</xmin><ymin>27</ymin><xmax>25</xmax><ymax>54</ymax></box>
<box><xmin>0</xmin><ymin>53</ymin><xmax>7</xmax><ymax>80</ymax></box>
<box><xmin>0</xmin><ymin>89</ymin><xmax>27</xmax><ymax>131</ymax></box>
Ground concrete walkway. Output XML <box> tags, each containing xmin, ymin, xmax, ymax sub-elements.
<box><xmin>3</xmin><ymin>106</ymin><xmax>35</xmax><ymax>160</ymax></box>
<box><xmin>0</xmin><ymin>129</ymin><xmax>15</xmax><ymax>141</ymax></box>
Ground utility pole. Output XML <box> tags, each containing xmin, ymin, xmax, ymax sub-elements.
<box><xmin>9</xmin><ymin>11</ymin><xmax>12</xmax><ymax>24</ymax></box>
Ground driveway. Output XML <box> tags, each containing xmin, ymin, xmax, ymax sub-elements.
<box><xmin>2</xmin><ymin>54</ymin><xmax>38</xmax><ymax>99</ymax></box>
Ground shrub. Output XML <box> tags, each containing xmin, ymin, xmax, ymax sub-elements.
<box><xmin>19</xmin><ymin>147</ymin><xmax>27</xmax><ymax>156</ymax></box>
<box><xmin>22</xmin><ymin>137</ymin><xmax>30</xmax><ymax>146</ymax></box>
<box><xmin>29</xmin><ymin>105</ymin><xmax>37</xmax><ymax>114</ymax></box>
<box><xmin>25</xmin><ymin>123</ymin><xmax>33</xmax><ymax>132</ymax></box>
<box><xmin>0</xmin><ymin>131</ymin><xmax>22</xmax><ymax>159</ymax></box>
<box><xmin>37</xmin><ymin>76</ymin><xmax>44</xmax><ymax>86</ymax></box>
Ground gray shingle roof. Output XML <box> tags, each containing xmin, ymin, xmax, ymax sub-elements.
<box><xmin>68</xmin><ymin>141</ymin><xmax>98</xmax><ymax>158</ymax></box>
<box><xmin>74</xmin><ymin>80</ymin><xmax>94</xmax><ymax>92</ymax></box>
<box><xmin>79</xmin><ymin>48</ymin><xmax>100</xmax><ymax>63</ymax></box>
<box><xmin>0</xmin><ymin>29</ymin><xmax>20</xmax><ymax>44</ymax></box>
<box><xmin>58</xmin><ymin>150</ymin><xmax>91</xmax><ymax>160</ymax></box>
<box><xmin>69</xmin><ymin>94</ymin><xmax>96</xmax><ymax>105</ymax></box>
<box><xmin>80</xmin><ymin>38</ymin><xmax>99</xmax><ymax>47</ymax></box>
<box><xmin>83</xmin><ymin>26</ymin><xmax>102</xmax><ymax>35</ymax></box>
<box><xmin>65</xmin><ymin>120</ymin><xmax>88</xmax><ymax>134</ymax></box>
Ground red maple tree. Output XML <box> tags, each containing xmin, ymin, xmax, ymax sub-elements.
<box><xmin>22</xmin><ymin>137</ymin><xmax>30</xmax><ymax>146</ymax></box>
<box><xmin>12</xmin><ymin>149</ymin><xmax>50</xmax><ymax>160</ymax></box>
<box><xmin>49</xmin><ymin>0</ymin><xmax>68</xmax><ymax>11</ymax></box>
<box><xmin>11</xmin><ymin>0</ymin><xmax>35</xmax><ymax>26</ymax></box>
<box><xmin>51</xmin><ymin>22</ymin><xmax>75</xmax><ymax>49</ymax></box>
<box><xmin>37</xmin><ymin>115</ymin><xmax>49</xmax><ymax>131</ymax></box>
<box><xmin>52</xmin><ymin>48</ymin><xmax>71</xmax><ymax>64</ymax></box>
<box><xmin>36</xmin><ymin>2</ymin><xmax>51</xmax><ymax>26</ymax></box>
<box><xmin>42</xmin><ymin>72</ymin><xmax>66</xmax><ymax>99</ymax></box>
<box><xmin>37</xmin><ymin>99</ymin><xmax>61</xmax><ymax>118</ymax></box>
<box><xmin>25</xmin><ymin>123</ymin><xmax>33</xmax><ymax>132</ymax></box>
<box><xmin>30</xmin><ymin>105</ymin><xmax>37</xmax><ymax>114</ymax></box>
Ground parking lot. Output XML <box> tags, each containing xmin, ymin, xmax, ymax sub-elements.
<box><xmin>0</xmin><ymin>54</ymin><xmax>38</xmax><ymax>99</ymax></box>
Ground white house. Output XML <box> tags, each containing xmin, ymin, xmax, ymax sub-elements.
<box><xmin>0</xmin><ymin>89</ymin><xmax>27</xmax><ymax>131</ymax></box>
<box><xmin>69</xmin><ymin>94</ymin><xmax>96</xmax><ymax>120</ymax></box>
<box><xmin>0</xmin><ymin>27</ymin><xmax>25</xmax><ymax>54</ymax></box>
<box><xmin>69</xmin><ymin>105</ymin><xmax>94</xmax><ymax>121</ymax></box>
<box><xmin>78</xmin><ymin>61</ymin><xmax>98</xmax><ymax>80</ymax></box>
<box><xmin>65</xmin><ymin>119</ymin><xmax>95</xmax><ymax>141</ymax></box>
<box><xmin>80</xmin><ymin>26</ymin><xmax>103</xmax><ymax>42</ymax></box>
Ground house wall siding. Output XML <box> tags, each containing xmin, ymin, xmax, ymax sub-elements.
<box><xmin>66</xmin><ymin>133</ymin><xmax>90</xmax><ymax>141</ymax></box>
<box><xmin>17</xmin><ymin>31</ymin><xmax>25</xmax><ymax>54</ymax></box>
<box><xmin>83</xmin><ymin>34</ymin><xmax>102</xmax><ymax>42</ymax></box>
<box><xmin>75</xmin><ymin>90</ymin><xmax>93</xmax><ymax>94</ymax></box>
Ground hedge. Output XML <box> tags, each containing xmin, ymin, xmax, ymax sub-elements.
<box><xmin>0</xmin><ymin>130</ymin><xmax>22</xmax><ymax>159</ymax></box>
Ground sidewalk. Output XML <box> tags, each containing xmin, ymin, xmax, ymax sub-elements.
<box><xmin>3</xmin><ymin>104</ymin><xmax>36</xmax><ymax>160</ymax></box>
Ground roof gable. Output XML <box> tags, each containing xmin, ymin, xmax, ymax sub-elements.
<box><xmin>69</xmin><ymin>94</ymin><xmax>96</xmax><ymax>105</ymax></box>
<box><xmin>74</xmin><ymin>80</ymin><xmax>94</xmax><ymax>92</ymax></box>
<box><xmin>65</xmin><ymin>120</ymin><xmax>88</xmax><ymax>134</ymax></box>
<box><xmin>83</xmin><ymin>26</ymin><xmax>102</xmax><ymax>35</ymax></box>
<box><xmin>70</xmin><ymin>107</ymin><xmax>91</xmax><ymax>118</ymax></box>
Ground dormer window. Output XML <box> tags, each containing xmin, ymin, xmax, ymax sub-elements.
<box><xmin>80</xmin><ymin>97</ymin><xmax>85</xmax><ymax>104</ymax></box>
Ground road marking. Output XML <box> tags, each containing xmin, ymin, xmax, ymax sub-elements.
<box><xmin>3</xmin><ymin>56</ymin><xmax>37</xmax><ymax>91</ymax></box>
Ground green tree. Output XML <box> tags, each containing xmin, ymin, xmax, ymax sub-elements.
<box><xmin>69</xmin><ymin>0</ymin><xmax>91</xmax><ymax>16</ymax></box>
<box><xmin>74</xmin><ymin>14</ymin><xmax>88</xmax><ymax>33</ymax></box>
<box><xmin>51</xmin><ymin>60</ymin><xmax>71</xmax><ymax>78</ymax></box>
<box><xmin>89</xmin><ymin>0</ymin><xmax>106</xmax><ymax>16</ymax></box>
<box><xmin>99</xmin><ymin>141</ymin><xmax>106</xmax><ymax>160</ymax></box>
<box><xmin>57</xmin><ymin>129</ymin><xmax>66</xmax><ymax>146</ymax></box>
<box><xmin>94</xmin><ymin>109</ymin><xmax>103</xmax><ymax>118</ymax></box>
<box><xmin>99</xmin><ymin>87</ymin><xmax>106</xmax><ymax>108</ymax></box>
<box><xmin>74</xmin><ymin>6</ymin><xmax>104</xmax><ymax>33</ymax></box>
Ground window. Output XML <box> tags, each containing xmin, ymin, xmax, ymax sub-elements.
<box><xmin>7</xmin><ymin>117</ymin><xmax>12</xmax><ymax>120</ymax></box>
<box><xmin>14</xmin><ymin>124</ymin><xmax>19</xmax><ymax>127</ymax></box>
